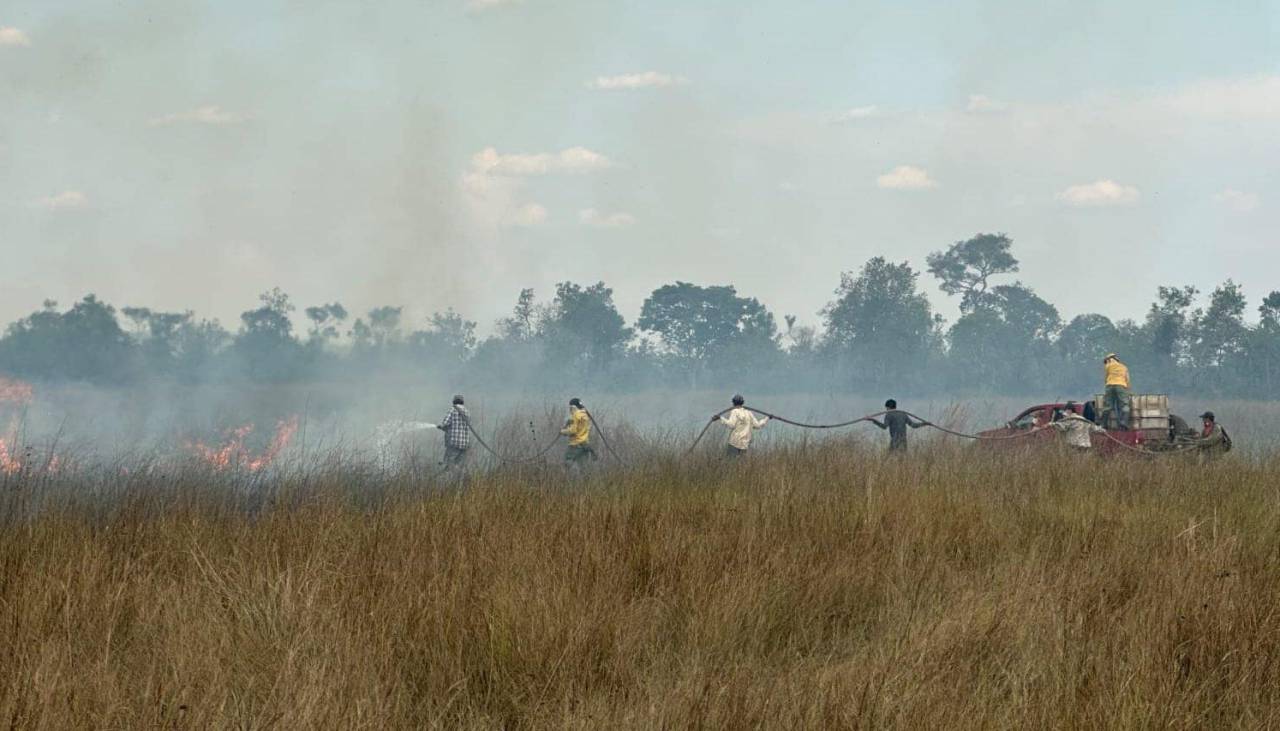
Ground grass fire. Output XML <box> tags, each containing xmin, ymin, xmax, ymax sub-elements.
<box><xmin>5</xmin><ymin>1</ymin><xmax>1279</xmax><ymax>727</ymax></box>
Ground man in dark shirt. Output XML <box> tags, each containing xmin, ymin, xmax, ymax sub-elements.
<box><xmin>869</xmin><ymin>399</ymin><xmax>926</xmax><ymax>452</ymax></box>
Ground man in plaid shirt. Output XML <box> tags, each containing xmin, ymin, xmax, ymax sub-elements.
<box><xmin>437</xmin><ymin>394</ymin><xmax>471</xmax><ymax>477</ymax></box>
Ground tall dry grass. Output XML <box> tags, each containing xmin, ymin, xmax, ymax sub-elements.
<box><xmin>2</xmin><ymin>443</ymin><xmax>1279</xmax><ymax>728</ymax></box>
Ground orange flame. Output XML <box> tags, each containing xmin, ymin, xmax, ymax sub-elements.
<box><xmin>187</xmin><ymin>416</ymin><xmax>300</xmax><ymax>472</ymax></box>
<box><xmin>0</xmin><ymin>375</ymin><xmax>34</xmax><ymax>474</ymax></box>
<box><xmin>0</xmin><ymin>438</ymin><xmax>22</xmax><ymax>475</ymax></box>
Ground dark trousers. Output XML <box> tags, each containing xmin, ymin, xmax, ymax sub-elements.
<box><xmin>564</xmin><ymin>444</ymin><xmax>597</xmax><ymax>468</ymax></box>
<box><xmin>441</xmin><ymin>446</ymin><xmax>469</xmax><ymax>480</ymax></box>
<box><xmin>1104</xmin><ymin>385</ymin><xmax>1130</xmax><ymax>430</ymax></box>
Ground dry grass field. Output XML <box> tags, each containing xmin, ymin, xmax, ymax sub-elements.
<box><xmin>2</xmin><ymin>443</ymin><xmax>1279</xmax><ymax>728</ymax></box>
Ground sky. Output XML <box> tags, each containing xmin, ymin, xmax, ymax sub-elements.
<box><xmin>1</xmin><ymin>0</ymin><xmax>1277</xmax><ymax>337</ymax></box>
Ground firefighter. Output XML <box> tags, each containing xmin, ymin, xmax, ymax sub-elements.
<box><xmin>1051</xmin><ymin>400</ymin><xmax>1105</xmax><ymax>452</ymax></box>
<box><xmin>1103</xmin><ymin>353</ymin><xmax>1131</xmax><ymax>430</ymax></box>
<box><xmin>560</xmin><ymin>398</ymin><xmax>598</xmax><ymax>469</ymax></box>
<box><xmin>712</xmin><ymin>394</ymin><xmax>769</xmax><ymax>457</ymax></box>
<box><xmin>1192</xmin><ymin>411</ymin><xmax>1232</xmax><ymax>459</ymax></box>
<box><xmin>437</xmin><ymin>394</ymin><xmax>471</xmax><ymax>479</ymax></box>
<box><xmin>869</xmin><ymin>399</ymin><xmax>926</xmax><ymax>452</ymax></box>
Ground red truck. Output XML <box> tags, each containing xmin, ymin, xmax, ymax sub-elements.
<box><xmin>975</xmin><ymin>395</ymin><xmax>1196</xmax><ymax>454</ymax></box>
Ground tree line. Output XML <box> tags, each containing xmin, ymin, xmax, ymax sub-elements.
<box><xmin>2</xmin><ymin>233</ymin><xmax>1277</xmax><ymax>397</ymax></box>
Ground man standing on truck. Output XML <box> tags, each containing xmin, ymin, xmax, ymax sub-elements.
<box><xmin>1051</xmin><ymin>400</ymin><xmax>1105</xmax><ymax>452</ymax></box>
<box><xmin>1103</xmin><ymin>353</ymin><xmax>1131</xmax><ymax>430</ymax></box>
<box><xmin>870</xmin><ymin>399</ymin><xmax>927</xmax><ymax>452</ymax></box>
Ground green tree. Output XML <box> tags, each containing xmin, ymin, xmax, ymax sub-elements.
<box><xmin>946</xmin><ymin>283</ymin><xmax>1060</xmax><ymax>392</ymax></box>
<box><xmin>1248</xmin><ymin>291</ymin><xmax>1280</xmax><ymax>393</ymax></box>
<box><xmin>989</xmin><ymin>284</ymin><xmax>1061</xmax><ymax>342</ymax></box>
<box><xmin>821</xmin><ymin>257</ymin><xmax>939</xmax><ymax>389</ymax></box>
<box><xmin>926</xmin><ymin>233</ymin><xmax>1019</xmax><ymax>312</ymax></box>
<box><xmin>233</xmin><ymin>288</ymin><xmax>301</xmax><ymax>381</ymax></box>
<box><xmin>304</xmin><ymin>302</ymin><xmax>348</xmax><ymax>345</ymax></box>
<box><xmin>638</xmin><ymin>282</ymin><xmax>778</xmax><ymax>382</ymax></box>
<box><xmin>539</xmin><ymin>281</ymin><xmax>632</xmax><ymax>375</ymax></box>
<box><xmin>172</xmin><ymin>317</ymin><xmax>230</xmax><ymax>382</ymax></box>
<box><xmin>122</xmin><ymin>306</ymin><xmax>192</xmax><ymax>375</ymax></box>
<box><xmin>349</xmin><ymin>305</ymin><xmax>403</xmax><ymax>357</ymax></box>
<box><xmin>408</xmin><ymin>309</ymin><xmax>478</xmax><ymax>365</ymax></box>
<box><xmin>496</xmin><ymin>288</ymin><xmax>538</xmax><ymax>342</ymax></box>
<box><xmin>1145</xmin><ymin>286</ymin><xmax>1197</xmax><ymax>362</ymax></box>
<box><xmin>1138</xmin><ymin>285</ymin><xmax>1198</xmax><ymax>389</ymax></box>
<box><xmin>0</xmin><ymin>295</ymin><xmax>136</xmax><ymax>383</ymax></box>
<box><xmin>1056</xmin><ymin>313</ymin><xmax>1119</xmax><ymax>391</ymax></box>
<box><xmin>1189</xmin><ymin>280</ymin><xmax>1248</xmax><ymax>393</ymax></box>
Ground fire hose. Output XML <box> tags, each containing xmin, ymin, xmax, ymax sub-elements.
<box><xmin>682</xmin><ymin>407</ymin><xmax>1049</xmax><ymax>457</ymax></box>
<box><xmin>461</xmin><ymin>405</ymin><xmax>1206</xmax><ymax>466</ymax></box>
<box><xmin>466</xmin><ymin>422</ymin><xmax>563</xmax><ymax>464</ymax></box>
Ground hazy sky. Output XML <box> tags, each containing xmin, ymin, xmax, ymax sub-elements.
<box><xmin>2</xmin><ymin>0</ymin><xmax>1277</xmax><ymax>336</ymax></box>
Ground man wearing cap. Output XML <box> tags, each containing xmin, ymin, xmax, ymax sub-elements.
<box><xmin>561</xmin><ymin>397</ymin><xmax>598</xmax><ymax>469</ymax></box>
<box><xmin>869</xmin><ymin>399</ymin><xmax>927</xmax><ymax>452</ymax></box>
<box><xmin>437</xmin><ymin>395</ymin><xmax>471</xmax><ymax>478</ymax></box>
<box><xmin>1191</xmin><ymin>411</ymin><xmax>1231</xmax><ymax>459</ymax></box>
<box><xmin>1103</xmin><ymin>353</ymin><xmax>1131</xmax><ymax>430</ymax></box>
<box><xmin>713</xmin><ymin>394</ymin><xmax>769</xmax><ymax>457</ymax></box>
<box><xmin>1051</xmin><ymin>401</ymin><xmax>1105</xmax><ymax>452</ymax></box>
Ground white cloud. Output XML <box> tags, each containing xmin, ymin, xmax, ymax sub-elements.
<box><xmin>463</xmin><ymin>146</ymin><xmax>611</xmax><ymax>230</ymax></box>
<box><xmin>33</xmin><ymin>191</ymin><xmax>87</xmax><ymax>211</ymax></box>
<box><xmin>0</xmin><ymin>27</ymin><xmax>30</xmax><ymax>47</ymax></box>
<box><xmin>876</xmin><ymin>165</ymin><xmax>937</xmax><ymax>191</ymax></box>
<box><xmin>832</xmin><ymin>105</ymin><xmax>879</xmax><ymax>123</ymax></box>
<box><xmin>148</xmin><ymin>105</ymin><xmax>248</xmax><ymax>127</ymax></box>
<box><xmin>469</xmin><ymin>146</ymin><xmax>612</xmax><ymax>176</ymax></box>
<box><xmin>511</xmin><ymin>203</ymin><xmax>548</xmax><ymax>226</ymax></box>
<box><xmin>587</xmin><ymin>71</ymin><xmax>687</xmax><ymax>91</ymax></box>
<box><xmin>579</xmin><ymin>209</ymin><xmax>636</xmax><ymax>228</ymax></box>
<box><xmin>966</xmin><ymin>94</ymin><xmax>1008</xmax><ymax>113</ymax></box>
<box><xmin>1057</xmin><ymin>179</ymin><xmax>1141</xmax><ymax>207</ymax></box>
<box><xmin>1213</xmin><ymin>188</ymin><xmax>1258</xmax><ymax>213</ymax></box>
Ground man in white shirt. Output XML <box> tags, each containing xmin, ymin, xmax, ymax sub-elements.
<box><xmin>712</xmin><ymin>394</ymin><xmax>769</xmax><ymax>457</ymax></box>
<box><xmin>1052</xmin><ymin>401</ymin><xmax>1104</xmax><ymax>451</ymax></box>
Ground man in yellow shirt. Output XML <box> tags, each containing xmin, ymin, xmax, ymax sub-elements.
<box><xmin>560</xmin><ymin>397</ymin><xmax>597</xmax><ymax>469</ymax></box>
<box><xmin>1103</xmin><ymin>353</ymin><xmax>1131</xmax><ymax>430</ymax></box>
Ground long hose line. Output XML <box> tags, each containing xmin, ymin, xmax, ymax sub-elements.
<box><xmin>741</xmin><ymin>406</ymin><xmax>1052</xmax><ymax>441</ymax></box>
<box><xmin>466</xmin><ymin>422</ymin><xmax>562</xmax><ymax>464</ymax></box>
<box><xmin>892</xmin><ymin>410</ymin><xmax>1054</xmax><ymax>441</ymax></box>
<box><xmin>685</xmin><ymin>407</ymin><xmax>890</xmax><ymax>457</ymax></box>
<box><xmin>583</xmin><ymin>410</ymin><xmax>626</xmax><ymax>464</ymax></box>
<box><xmin>467</xmin><ymin>405</ymin><xmax>1196</xmax><ymax>463</ymax></box>
<box><xmin>745</xmin><ymin>407</ymin><xmax>1051</xmax><ymax>441</ymax></box>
